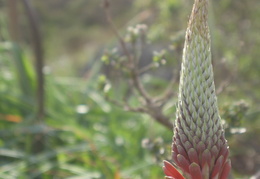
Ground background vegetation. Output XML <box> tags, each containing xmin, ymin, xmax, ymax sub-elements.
<box><xmin>0</xmin><ymin>0</ymin><xmax>259</xmax><ymax>178</ymax></box>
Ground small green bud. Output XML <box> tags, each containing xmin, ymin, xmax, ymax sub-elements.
<box><xmin>101</xmin><ymin>55</ymin><xmax>110</xmax><ymax>64</ymax></box>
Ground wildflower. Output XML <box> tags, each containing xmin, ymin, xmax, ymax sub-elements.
<box><xmin>163</xmin><ymin>0</ymin><xmax>231</xmax><ymax>178</ymax></box>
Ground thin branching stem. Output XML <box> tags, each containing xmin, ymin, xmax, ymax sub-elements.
<box><xmin>102</xmin><ymin>0</ymin><xmax>175</xmax><ymax>130</ymax></box>
<box><xmin>103</xmin><ymin>0</ymin><xmax>152</xmax><ymax>102</ymax></box>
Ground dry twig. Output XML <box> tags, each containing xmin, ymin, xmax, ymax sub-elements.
<box><xmin>102</xmin><ymin>0</ymin><xmax>174</xmax><ymax>130</ymax></box>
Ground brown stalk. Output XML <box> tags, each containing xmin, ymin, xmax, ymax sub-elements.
<box><xmin>7</xmin><ymin>0</ymin><xmax>20</xmax><ymax>42</ymax></box>
<box><xmin>21</xmin><ymin>0</ymin><xmax>45</xmax><ymax>153</ymax></box>
<box><xmin>21</xmin><ymin>0</ymin><xmax>45</xmax><ymax>120</ymax></box>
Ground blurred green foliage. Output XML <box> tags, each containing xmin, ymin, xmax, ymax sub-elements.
<box><xmin>0</xmin><ymin>0</ymin><xmax>259</xmax><ymax>178</ymax></box>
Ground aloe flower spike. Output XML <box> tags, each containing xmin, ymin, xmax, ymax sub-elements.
<box><xmin>163</xmin><ymin>0</ymin><xmax>231</xmax><ymax>178</ymax></box>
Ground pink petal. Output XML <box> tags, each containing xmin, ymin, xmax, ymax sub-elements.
<box><xmin>189</xmin><ymin>162</ymin><xmax>203</xmax><ymax>179</ymax></box>
<box><xmin>220</xmin><ymin>160</ymin><xmax>231</xmax><ymax>179</ymax></box>
<box><xmin>177</xmin><ymin>154</ymin><xmax>190</xmax><ymax>173</ymax></box>
<box><xmin>177</xmin><ymin>145</ymin><xmax>189</xmax><ymax>160</ymax></box>
<box><xmin>188</xmin><ymin>148</ymin><xmax>199</xmax><ymax>164</ymax></box>
<box><xmin>184</xmin><ymin>141</ymin><xmax>192</xmax><ymax>151</ymax></box>
<box><xmin>163</xmin><ymin>160</ymin><xmax>185</xmax><ymax>179</ymax></box>
<box><xmin>172</xmin><ymin>149</ymin><xmax>179</xmax><ymax>165</ymax></box>
<box><xmin>197</xmin><ymin>141</ymin><xmax>206</xmax><ymax>155</ymax></box>
<box><xmin>210</xmin><ymin>145</ymin><xmax>219</xmax><ymax>159</ymax></box>
<box><xmin>211</xmin><ymin>155</ymin><xmax>224</xmax><ymax>178</ymax></box>
<box><xmin>202</xmin><ymin>163</ymin><xmax>209</xmax><ymax>179</ymax></box>
<box><xmin>201</xmin><ymin>149</ymin><xmax>211</xmax><ymax>167</ymax></box>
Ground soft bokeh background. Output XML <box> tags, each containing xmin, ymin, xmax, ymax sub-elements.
<box><xmin>0</xmin><ymin>0</ymin><xmax>259</xmax><ymax>178</ymax></box>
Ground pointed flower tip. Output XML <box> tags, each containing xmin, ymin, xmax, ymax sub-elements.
<box><xmin>163</xmin><ymin>160</ymin><xmax>185</xmax><ymax>179</ymax></box>
<box><xmin>220</xmin><ymin>160</ymin><xmax>232</xmax><ymax>179</ymax></box>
